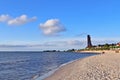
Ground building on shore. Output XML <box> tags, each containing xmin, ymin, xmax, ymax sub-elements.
<box><xmin>86</xmin><ymin>35</ymin><xmax>92</xmax><ymax>48</ymax></box>
<box><xmin>116</xmin><ymin>42</ymin><xmax>120</xmax><ymax>47</ymax></box>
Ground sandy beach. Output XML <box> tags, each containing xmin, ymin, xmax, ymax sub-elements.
<box><xmin>79</xmin><ymin>50</ymin><xmax>120</xmax><ymax>54</ymax></box>
<box><xmin>45</xmin><ymin>52</ymin><xmax>120</xmax><ymax>80</ymax></box>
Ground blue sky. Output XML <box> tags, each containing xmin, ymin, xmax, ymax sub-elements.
<box><xmin>0</xmin><ymin>0</ymin><xmax>120</xmax><ymax>51</ymax></box>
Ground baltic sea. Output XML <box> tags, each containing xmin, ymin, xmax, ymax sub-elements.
<box><xmin>0</xmin><ymin>52</ymin><xmax>96</xmax><ymax>80</ymax></box>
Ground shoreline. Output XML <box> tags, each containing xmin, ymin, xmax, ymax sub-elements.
<box><xmin>35</xmin><ymin>52</ymin><xmax>97</xmax><ymax>80</ymax></box>
<box><xmin>36</xmin><ymin>58</ymin><xmax>82</xmax><ymax>80</ymax></box>
<box><xmin>44</xmin><ymin>51</ymin><xmax>120</xmax><ymax>80</ymax></box>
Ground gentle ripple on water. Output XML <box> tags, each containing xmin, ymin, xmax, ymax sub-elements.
<box><xmin>0</xmin><ymin>52</ymin><xmax>97</xmax><ymax>80</ymax></box>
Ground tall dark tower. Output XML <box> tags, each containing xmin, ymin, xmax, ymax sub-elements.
<box><xmin>87</xmin><ymin>35</ymin><xmax>92</xmax><ymax>48</ymax></box>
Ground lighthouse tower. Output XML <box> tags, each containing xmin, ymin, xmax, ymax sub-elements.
<box><xmin>87</xmin><ymin>35</ymin><xmax>92</xmax><ymax>48</ymax></box>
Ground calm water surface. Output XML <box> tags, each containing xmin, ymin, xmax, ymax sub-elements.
<box><xmin>0</xmin><ymin>52</ymin><xmax>97</xmax><ymax>80</ymax></box>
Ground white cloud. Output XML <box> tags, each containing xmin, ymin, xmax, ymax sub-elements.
<box><xmin>0</xmin><ymin>14</ymin><xmax>11</xmax><ymax>22</ymax></box>
<box><xmin>0</xmin><ymin>40</ymin><xmax>83</xmax><ymax>51</ymax></box>
<box><xmin>8</xmin><ymin>15</ymin><xmax>37</xmax><ymax>25</ymax></box>
<box><xmin>0</xmin><ymin>37</ymin><xmax>119</xmax><ymax>51</ymax></box>
<box><xmin>67</xmin><ymin>40</ymin><xmax>82</xmax><ymax>46</ymax></box>
<box><xmin>39</xmin><ymin>19</ymin><xmax>66</xmax><ymax>36</ymax></box>
<box><xmin>0</xmin><ymin>14</ymin><xmax>37</xmax><ymax>26</ymax></box>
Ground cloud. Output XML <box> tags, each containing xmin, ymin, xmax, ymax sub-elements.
<box><xmin>0</xmin><ymin>44</ymin><xmax>56</xmax><ymax>48</ymax></box>
<box><xmin>75</xmin><ymin>32</ymin><xmax>88</xmax><ymax>37</ymax></box>
<box><xmin>0</xmin><ymin>37</ymin><xmax>119</xmax><ymax>51</ymax></box>
<box><xmin>67</xmin><ymin>40</ymin><xmax>83</xmax><ymax>46</ymax></box>
<box><xmin>0</xmin><ymin>14</ymin><xmax>11</xmax><ymax>22</ymax></box>
<box><xmin>8</xmin><ymin>15</ymin><xmax>37</xmax><ymax>25</ymax></box>
<box><xmin>0</xmin><ymin>40</ymin><xmax>83</xmax><ymax>51</ymax></box>
<box><xmin>0</xmin><ymin>45</ymin><xmax>28</xmax><ymax>48</ymax></box>
<box><xmin>0</xmin><ymin>14</ymin><xmax>37</xmax><ymax>26</ymax></box>
<box><xmin>92</xmin><ymin>38</ymin><xmax>118</xmax><ymax>45</ymax></box>
<box><xmin>39</xmin><ymin>19</ymin><xmax>66</xmax><ymax>36</ymax></box>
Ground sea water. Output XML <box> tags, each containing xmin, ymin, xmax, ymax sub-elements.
<box><xmin>0</xmin><ymin>52</ymin><xmax>96</xmax><ymax>80</ymax></box>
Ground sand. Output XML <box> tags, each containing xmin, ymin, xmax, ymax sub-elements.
<box><xmin>79</xmin><ymin>50</ymin><xmax>120</xmax><ymax>54</ymax></box>
<box><xmin>44</xmin><ymin>53</ymin><xmax>120</xmax><ymax>80</ymax></box>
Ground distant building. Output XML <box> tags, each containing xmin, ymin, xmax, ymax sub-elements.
<box><xmin>87</xmin><ymin>35</ymin><xmax>92</xmax><ymax>48</ymax></box>
<box><xmin>116</xmin><ymin>42</ymin><xmax>120</xmax><ymax>47</ymax></box>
